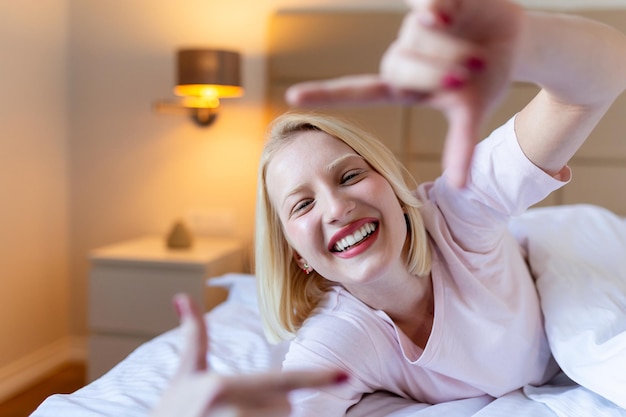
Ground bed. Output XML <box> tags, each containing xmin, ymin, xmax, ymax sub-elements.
<box><xmin>32</xmin><ymin>205</ymin><xmax>626</xmax><ymax>416</ymax></box>
<box><xmin>33</xmin><ymin>6</ymin><xmax>626</xmax><ymax>417</ymax></box>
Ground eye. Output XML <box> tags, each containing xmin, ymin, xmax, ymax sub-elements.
<box><xmin>341</xmin><ymin>169</ymin><xmax>365</xmax><ymax>184</ymax></box>
<box><xmin>291</xmin><ymin>199</ymin><xmax>313</xmax><ymax>216</ymax></box>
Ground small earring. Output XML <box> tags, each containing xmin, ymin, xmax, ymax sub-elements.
<box><xmin>303</xmin><ymin>263</ymin><xmax>311</xmax><ymax>275</ymax></box>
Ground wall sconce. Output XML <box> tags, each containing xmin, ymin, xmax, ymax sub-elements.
<box><xmin>155</xmin><ymin>49</ymin><xmax>243</xmax><ymax>127</ymax></box>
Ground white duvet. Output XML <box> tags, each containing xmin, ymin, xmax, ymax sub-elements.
<box><xmin>32</xmin><ymin>204</ymin><xmax>626</xmax><ymax>417</ymax></box>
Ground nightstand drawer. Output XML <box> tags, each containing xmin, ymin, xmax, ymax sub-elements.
<box><xmin>89</xmin><ymin>263</ymin><xmax>217</xmax><ymax>335</ymax></box>
<box><xmin>87</xmin><ymin>235</ymin><xmax>245</xmax><ymax>381</ymax></box>
<box><xmin>87</xmin><ymin>333</ymin><xmax>150</xmax><ymax>381</ymax></box>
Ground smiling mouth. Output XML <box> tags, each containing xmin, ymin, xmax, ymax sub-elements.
<box><xmin>332</xmin><ymin>222</ymin><xmax>378</xmax><ymax>252</ymax></box>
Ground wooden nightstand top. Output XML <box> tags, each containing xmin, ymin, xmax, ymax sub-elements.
<box><xmin>89</xmin><ymin>235</ymin><xmax>244</xmax><ymax>267</ymax></box>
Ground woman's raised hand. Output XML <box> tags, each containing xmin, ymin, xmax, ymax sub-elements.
<box><xmin>151</xmin><ymin>294</ymin><xmax>347</xmax><ymax>417</ymax></box>
<box><xmin>286</xmin><ymin>0</ymin><xmax>524</xmax><ymax>187</ymax></box>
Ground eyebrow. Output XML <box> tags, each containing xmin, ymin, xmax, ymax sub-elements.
<box><xmin>325</xmin><ymin>153</ymin><xmax>364</xmax><ymax>173</ymax></box>
<box><xmin>282</xmin><ymin>184</ymin><xmax>307</xmax><ymax>208</ymax></box>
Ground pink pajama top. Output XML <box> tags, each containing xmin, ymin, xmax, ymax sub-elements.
<box><xmin>282</xmin><ymin>116</ymin><xmax>567</xmax><ymax>416</ymax></box>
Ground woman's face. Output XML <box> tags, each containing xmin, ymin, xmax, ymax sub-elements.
<box><xmin>265</xmin><ymin>130</ymin><xmax>409</xmax><ymax>289</ymax></box>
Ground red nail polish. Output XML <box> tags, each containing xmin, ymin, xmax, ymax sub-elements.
<box><xmin>466</xmin><ymin>57</ymin><xmax>485</xmax><ymax>72</ymax></box>
<box><xmin>334</xmin><ymin>372</ymin><xmax>349</xmax><ymax>383</ymax></box>
<box><xmin>436</xmin><ymin>11</ymin><xmax>452</xmax><ymax>26</ymax></box>
<box><xmin>442</xmin><ymin>74</ymin><xmax>465</xmax><ymax>89</ymax></box>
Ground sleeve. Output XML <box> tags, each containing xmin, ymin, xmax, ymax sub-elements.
<box><xmin>282</xmin><ymin>302</ymin><xmax>388</xmax><ymax>417</ymax></box>
<box><xmin>424</xmin><ymin>115</ymin><xmax>570</xmax><ymax>253</ymax></box>
<box><xmin>284</xmin><ymin>343</ymin><xmax>364</xmax><ymax>417</ymax></box>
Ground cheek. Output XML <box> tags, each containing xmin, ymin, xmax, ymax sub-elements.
<box><xmin>376</xmin><ymin>183</ymin><xmax>407</xmax><ymax>234</ymax></box>
<box><xmin>372</xmin><ymin>180</ymin><xmax>402</xmax><ymax>211</ymax></box>
<box><xmin>283</xmin><ymin>218</ymin><xmax>317</xmax><ymax>255</ymax></box>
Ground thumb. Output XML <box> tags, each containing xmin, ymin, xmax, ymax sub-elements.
<box><xmin>440</xmin><ymin>101</ymin><xmax>484</xmax><ymax>188</ymax></box>
<box><xmin>173</xmin><ymin>293</ymin><xmax>209</xmax><ymax>376</ymax></box>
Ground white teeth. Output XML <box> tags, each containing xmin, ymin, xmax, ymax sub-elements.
<box><xmin>334</xmin><ymin>223</ymin><xmax>377</xmax><ymax>252</ymax></box>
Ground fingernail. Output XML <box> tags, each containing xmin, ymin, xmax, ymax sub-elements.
<box><xmin>334</xmin><ymin>372</ymin><xmax>349</xmax><ymax>383</ymax></box>
<box><xmin>442</xmin><ymin>74</ymin><xmax>465</xmax><ymax>89</ymax></box>
<box><xmin>417</xmin><ymin>10</ymin><xmax>451</xmax><ymax>28</ymax></box>
<box><xmin>436</xmin><ymin>11</ymin><xmax>452</xmax><ymax>26</ymax></box>
<box><xmin>466</xmin><ymin>56</ymin><xmax>485</xmax><ymax>72</ymax></box>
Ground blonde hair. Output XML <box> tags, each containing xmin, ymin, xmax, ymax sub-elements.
<box><xmin>256</xmin><ymin>112</ymin><xmax>431</xmax><ymax>343</ymax></box>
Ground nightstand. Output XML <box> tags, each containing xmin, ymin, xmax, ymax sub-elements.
<box><xmin>87</xmin><ymin>235</ymin><xmax>245</xmax><ymax>381</ymax></box>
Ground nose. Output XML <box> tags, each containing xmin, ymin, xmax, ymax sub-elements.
<box><xmin>322</xmin><ymin>190</ymin><xmax>355</xmax><ymax>224</ymax></box>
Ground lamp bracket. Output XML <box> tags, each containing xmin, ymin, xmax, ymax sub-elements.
<box><xmin>192</xmin><ymin>108</ymin><xmax>218</xmax><ymax>127</ymax></box>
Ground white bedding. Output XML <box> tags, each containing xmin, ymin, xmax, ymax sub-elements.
<box><xmin>32</xmin><ymin>205</ymin><xmax>626</xmax><ymax>417</ymax></box>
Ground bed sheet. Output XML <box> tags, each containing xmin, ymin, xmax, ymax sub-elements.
<box><xmin>32</xmin><ymin>204</ymin><xmax>626</xmax><ymax>417</ymax></box>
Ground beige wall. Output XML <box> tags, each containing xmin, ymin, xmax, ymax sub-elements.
<box><xmin>0</xmin><ymin>0</ymin><xmax>70</xmax><ymax>399</ymax></box>
<box><xmin>67</xmin><ymin>0</ymin><xmax>626</xmax><ymax>337</ymax></box>
<box><xmin>66</xmin><ymin>0</ymin><xmax>408</xmax><ymax>343</ymax></box>
<box><xmin>0</xmin><ymin>0</ymin><xmax>621</xmax><ymax>401</ymax></box>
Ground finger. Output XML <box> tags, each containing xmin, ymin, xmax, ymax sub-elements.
<box><xmin>404</xmin><ymin>0</ymin><xmax>460</xmax><ymax>27</ymax></box>
<box><xmin>172</xmin><ymin>293</ymin><xmax>208</xmax><ymax>375</ymax></box>
<box><xmin>440</xmin><ymin>101</ymin><xmax>482</xmax><ymax>188</ymax></box>
<box><xmin>382</xmin><ymin>14</ymin><xmax>485</xmax><ymax>91</ymax></box>
<box><xmin>396</xmin><ymin>11</ymin><xmax>476</xmax><ymax>60</ymax></box>
<box><xmin>219</xmin><ymin>368</ymin><xmax>348</xmax><ymax>399</ymax></box>
<box><xmin>285</xmin><ymin>75</ymin><xmax>388</xmax><ymax>106</ymax></box>
<box><xmin>268</xmin><ymin>368</ymin><xmax>349</xmax><ymax>391</ymax></box>
<box><xmin>381</xmin><ymin>42</ymin><xmax>469</xmax><ymax>92</ymax></box>
<box><xmin>285</xmin><ymin>75</ymin><xmax>428</xmax><ymax>107</ymax></box>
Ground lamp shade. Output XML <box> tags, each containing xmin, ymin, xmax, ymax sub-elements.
<box><xmin>174</xmin><ymin>49</ymin><xmax>243</xmax><ymax>99</ymax></box>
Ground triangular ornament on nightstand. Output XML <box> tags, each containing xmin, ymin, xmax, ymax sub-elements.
<box><xmin>166</xmin><ymin>219</ymin><xmax>193</xmax><ymax>249</ymax></box>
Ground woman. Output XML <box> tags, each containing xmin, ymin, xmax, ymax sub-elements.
<box><xmin>255</xmin><ymin>0</ymin><xmax>626</xmax><ymax>415</ymax></box>
<box><xmin>153</xmin><ymin>0</ymin><xmax>626</xmax><ymax>415</ymax></box>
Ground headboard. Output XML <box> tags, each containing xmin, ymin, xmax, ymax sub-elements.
<box><xmin>266</xmin><ymin>8</ymin><xmax>626</xmax><ymax>215</ymax></box>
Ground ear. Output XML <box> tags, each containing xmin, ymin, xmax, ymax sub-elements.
<box><xmin>293</xmin><ymin>251</ymin><xmax>307</xmax><ymax>269</ymax></box>
<box><xmin>293</xmin><ymin>252</ymin><xmax>312</xmax><ymax>274</ymax></box>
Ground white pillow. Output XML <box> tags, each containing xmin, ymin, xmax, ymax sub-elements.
<box><xmin>207</xmin><ymin>273</ymin><xmax>290</xmax><ymax>372</ymax></box>
<box><xmin>510</xmin><ymin>204</ymin><xmax>626</xmax><ymax>408</ymax></box>
<box><xmin>208</xmin><ymin>273</ymin><xmax>259</xmax><ymax>307</ymax></box>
